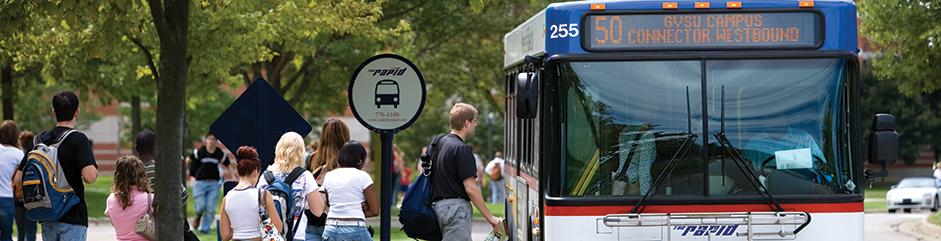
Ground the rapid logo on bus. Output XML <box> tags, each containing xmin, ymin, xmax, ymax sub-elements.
<box><xmin>586</xmin><ymin>11</ymin><xmax>821</xmax><ymax>50</ymax></box>
<box><xmin>673</xmin><ymin>225</ymin><xmax>740</xmax><ymax>237</ymax></box>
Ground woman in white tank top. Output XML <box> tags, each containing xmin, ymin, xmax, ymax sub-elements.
<box><xmin>220</xmin><ymin>147</ymin><xmax>282</xmax><ymax>241</ymax></box>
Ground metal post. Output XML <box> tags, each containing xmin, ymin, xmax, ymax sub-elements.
<box><xmin>380</xmin><ymin>132</ymin><xmax>394</xmax><ymax>241</ymax></box>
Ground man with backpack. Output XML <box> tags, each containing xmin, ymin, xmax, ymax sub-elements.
<box><xmin>485</xmin><ymin>151</ymin><xmax>505</xmax><ymax>204</ymax></box>
<box><xmin>430</xmin><ymin>103</ymin><xmax>501</xmax><ymax>241</ymax></box>
<box><xmin>13</xmin><ymin>91</ymin><xmax>98</xmax><ymax>241</ymax></box>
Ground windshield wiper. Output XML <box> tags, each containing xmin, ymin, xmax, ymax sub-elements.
<box><xmin>714</xmin><ymin>85</ymin><xmax>784</xmax><ymax>212</ymax></box>
<box><xmin>630</xmin><ymin>87</ymin><xmax>696</xmax><ymax>214</ymax></box>
<box><xmin>630</xmin><ymin>132</ymin><xmax>695</xmax><ymax>213</ymax></box>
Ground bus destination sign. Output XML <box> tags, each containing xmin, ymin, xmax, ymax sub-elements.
<box><xmin>586</xmin><ymin>12</ymin><xmax>821</xmax><ymax>51</ymax></box>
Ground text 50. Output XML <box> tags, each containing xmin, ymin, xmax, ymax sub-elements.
<box><xmin>550</xmin><ymin>23</ymin><xmax>579</xmax><ymax>39</ymax></box>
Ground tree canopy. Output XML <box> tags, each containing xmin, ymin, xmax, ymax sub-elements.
<box><xmin>860</xmin><ymin>0</ymin><xmax>941</xmax><ymax>163</ymax></box>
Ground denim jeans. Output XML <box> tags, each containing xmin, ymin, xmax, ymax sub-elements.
<box><xmin>192</xmin><ymin>180</ymin><xmax>220</xmax><ymax>233</ymax></box>
<box><xmin>322</xmin><ymin>225</ymin><xmax>370</xmax><ymax>241</ymax></box>
<box><xmin>306</xmin><ymin>225</ymin><xmax>325</xmax><ymax>241</ymax></box>
<box><xmin>0</xmin><ymin>198</ymin><xmax>13</xmax><ymax>241</ymax></box>
<box><xmin>14</xmin><ymin>203</ymin><xmax>36</xmax><ymax>241</ymax></box>
<box><xmin>489</xmin><ymin>178</ymin><xmax>505</xmax><ymax>204</ymax></box>
<box><xmin>39</xmin><ymin>221</ymin><xmax>87</xmax><ymax>241</ymax></box>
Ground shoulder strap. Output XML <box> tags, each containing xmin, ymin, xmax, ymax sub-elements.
<box><xmin>284</xmin><ymin>167</ymin><xmax>306</xmax><ymax>184</ymax></box>
<box><xmin>146</xmin><ymin>192</ymin><xmax>153</xmax><ymax>214</ymax></box>
<box><xmin>31</xmin><ymin>131</ymin><xmax>43</xmax><ymax>147</ymax></box>
<box><xmin>52</xmin><ymin>130</ymin><xmax>77</xmax><ymax>147</ymax></box>
<box><xmin>424</xmin><ymin>134</ymin><xmax>447</xmax><ymax>202</ymax></box>
<box><xmin>425</xmin><ymin>134</ymin><xmax>447</xmax><ymax>176</ymax></box>
<box><xmin>258</xmin><ymin>188</ymin><xmax>267</xmax><ymax>218</ymax></box>
<box><xmin>263</xmin><ymin>170</ymin><xmax>275</xmax><ymax>185</ymax></box>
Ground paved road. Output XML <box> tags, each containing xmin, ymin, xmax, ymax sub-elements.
<box><xmin>865</xmin><ymin>212</ymin><xmax>929</xmax><ymax>241</ymax></box>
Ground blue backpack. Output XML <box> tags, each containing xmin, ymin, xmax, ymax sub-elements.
<box><xmin>20</xmin><ymin>130</ymin><xmax>81</xmax><ymax>221</ymax></box>
<box><xmin>262</xmin><ymin>167</ymin><xmax>307</xmax><ymax>239</ymax></box>
<box><xmin>399</xmin><ymin>134</ymin><xmax>445</xmax><ymax>241</ymax></box>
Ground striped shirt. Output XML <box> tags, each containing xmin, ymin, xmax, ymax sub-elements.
<box><xmin>143</xmin><ymin>159</ymin><xmax>189</xmax><ymax>204</ymax></box>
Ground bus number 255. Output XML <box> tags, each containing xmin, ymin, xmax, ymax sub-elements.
<box><xmin>549</xmin><ymin>23</ymin><xmax>579</xmax><ymax>39</ymax></box>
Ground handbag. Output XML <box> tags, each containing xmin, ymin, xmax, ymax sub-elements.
<box><xmin>259</xmin><ymin>188</ymin><xmax>285</xmax><ymax>241</ymax></box>
<box><xmin>135</xmin><ymin>193</ymin><xmax>157</xmax><ymax>241</ymax></box>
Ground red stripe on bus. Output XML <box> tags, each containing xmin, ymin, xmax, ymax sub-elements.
<box><xmin>544</xmin><ymin>202</ymin><xmax>863</xmax><ymax>216</ymax></box>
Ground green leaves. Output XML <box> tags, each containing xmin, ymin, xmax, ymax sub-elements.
<box><xmin>860</xmin><ymin>0</ymin><xmax>941</xmax><ymax>95</ymax></box>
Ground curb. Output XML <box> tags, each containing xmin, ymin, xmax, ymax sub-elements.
<box><xmin>896</xmin><ymin>215</ymin><xmax>941</xmax><ymax>241</ymax></box>
<box><xmin>917</xmin><ymin>217</ymin><xmax>941</xmax><ymax>241</ymax></box>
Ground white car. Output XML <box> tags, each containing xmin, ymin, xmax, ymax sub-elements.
<box><xmin>886</xmin><ymin>177</ymin><xmax>941</xmax><ymax>213</ymax></box>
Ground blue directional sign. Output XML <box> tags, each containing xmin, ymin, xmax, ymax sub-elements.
<box><xmin>210</xmin><ymin>77</ymin><xmax>312</xmax><ymax>170</ymax></box>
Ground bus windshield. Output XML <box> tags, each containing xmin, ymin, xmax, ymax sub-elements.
<box><xmin>558</xmin><ymin>58</ymin><xmax>855</xmax><ymax>198</ymax></box>
<box><xmin>376</xmin><ymin>82</ymin><xmax>399</xmax><ymax>94</ymax></box>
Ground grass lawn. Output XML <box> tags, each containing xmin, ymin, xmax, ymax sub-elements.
<box><xmin>865</xmin><ymin>181</ymin><xmax>892</xmax><ymax>199</ymax></box>
<box><xmin>930</xmin><ymin>212</ymin><xmax>941</xmax><ymax>226</ymax></box>
<box><xmin>864</xmin><ymin>200</ymin><xmax>887</xmax><ymax>211</ymax></box>
<box><xmin>473</xmin><ymin>202</ymin><xmax>506</xmax><ymax>219</ymax></box>
<box><xmin>85</xmin><ymin>175</ymin><xmax>113</xmax><ymax>218</ymax></box>
<box><xmin>864</xmin><ymin>181</ymin><xmax>892</xmax><ymax>212</ymax></box>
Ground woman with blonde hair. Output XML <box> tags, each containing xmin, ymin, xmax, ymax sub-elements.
<box><xmin>105</xmin><ymin>156</ymin><xmax>152</xmax><ymax>241</ymax></box>
<box><xmin>257</xmin><ymin>132</ymin><xmax>324</xmax><ymax>241</ymax></box>
<box><xmin>304</xmin><ymin>118</ymin><xmax>350</xmax><ymax>241</ymax></box>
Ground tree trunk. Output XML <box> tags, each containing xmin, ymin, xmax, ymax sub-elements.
<box><xmin>131</xmin><ymin>95</ymin><xmax>142</xmax><ymax>135</ymax></box>
<box><xmin>148</xmin><ymin>0</ymin><xmax>189</xmax><ymax>239</ymax></box>
<box><xmin>1</xmin><ymin>66</ymin><xmax>13</xmax><ymax>120</ymax></box>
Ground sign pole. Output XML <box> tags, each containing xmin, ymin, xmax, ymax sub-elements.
<box><xmin>380</xmin><ymin>131</ymin><xmax>394</xmax><ymax>241</ymax></box>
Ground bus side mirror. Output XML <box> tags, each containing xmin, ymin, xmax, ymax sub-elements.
<box><xmin>517</xmin><ymin>72</ymin><xmax>539</xmax><ymax>119</ymax></box>
<box><xmin>868</xmin><ymin>113</ymin><xmax>899</xmax><ymax>164</ymax></box>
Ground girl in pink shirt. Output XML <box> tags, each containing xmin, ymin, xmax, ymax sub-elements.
<box><xmin>105</xmin><ymin>156</ymin><xmax>153</xmax><ymax>241</ymax></box>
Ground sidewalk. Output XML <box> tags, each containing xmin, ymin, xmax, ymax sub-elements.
<box><xmin>897</xmin><ymin>215</ymin><xmax>941</xmax><ymax>241</ymax></box>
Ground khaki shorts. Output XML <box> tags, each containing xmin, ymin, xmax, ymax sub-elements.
<box><xmin>433</xmin><ymin>198</ymin><xmax>473</xmax><ymax>241</ymax></box>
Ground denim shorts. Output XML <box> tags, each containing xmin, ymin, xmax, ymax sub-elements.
<box><xmin>40</xmin><ymin>221</ymin><xmax>87</xmax><ymax>241</ymax></box>
<box><xmin>322</xmin><ymin>225</ymin><xmax>371</xmax><ymax>241</ymax></box>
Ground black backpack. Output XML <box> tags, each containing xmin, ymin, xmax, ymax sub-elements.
<box><xmin>399</xmin><ymin>134</ymin><xmax>446</xmax><ymax>240</ymax></box>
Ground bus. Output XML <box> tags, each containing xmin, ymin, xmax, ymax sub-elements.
<box><xmin>501</xmin><ymin>1</ymin><xmax>898</xmax><ymax>240</ymax></box>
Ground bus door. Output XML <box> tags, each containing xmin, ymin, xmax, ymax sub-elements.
<box><xmin>514</xmin><ymin>177</ymin><xmax>529</xmax><ymax>241</ymax></box>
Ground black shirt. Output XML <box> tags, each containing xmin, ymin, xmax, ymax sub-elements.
<box><xmin>187</xmin><ymin>146</ymin><xmax>227</xmax><ymax>181</ymax></box>
<box><xmin>431</xmin><ymin>134</ymin><xmax>477</xmax><ymax>201</ymax></box>
<box><xmin>18</xmin><ymin>126</ymin><xmax>97</xmax><ymax>226</ymax></box>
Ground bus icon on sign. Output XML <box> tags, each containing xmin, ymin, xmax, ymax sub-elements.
<box><xmin>375</xmin><ymin>79</ymin><xmax>400</xmax><ymax>108</ymax></box>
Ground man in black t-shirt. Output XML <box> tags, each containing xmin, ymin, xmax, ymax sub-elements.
<box><xmin>186</xmin><ymin>132</ymin><xmax>231</xmax><ymax>233</ymax></box>
<box><xmin>430</xmin><ymin>103</ymin><xmax>500</xmax><ymax>241</ymax></box>
<box><xmin>13</xmin><ymin>91</ymin><xmax>97</xmax><ymax>241</ymax></box>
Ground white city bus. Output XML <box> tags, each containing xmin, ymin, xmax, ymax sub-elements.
<box><xmin>501</xmin><ymin>1</ymin><xmax>898</xmax><ymax>240</ymax></box>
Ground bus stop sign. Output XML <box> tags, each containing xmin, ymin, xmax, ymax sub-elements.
<box><xmin>348</xmin><ymin>54</ymin><xmax>426</xmax><ymax>132</ymax></box>
<box><xmin>349</xmin><ymin>54</ymin><xmax>425</xmax><ymax>241</ymax></box>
